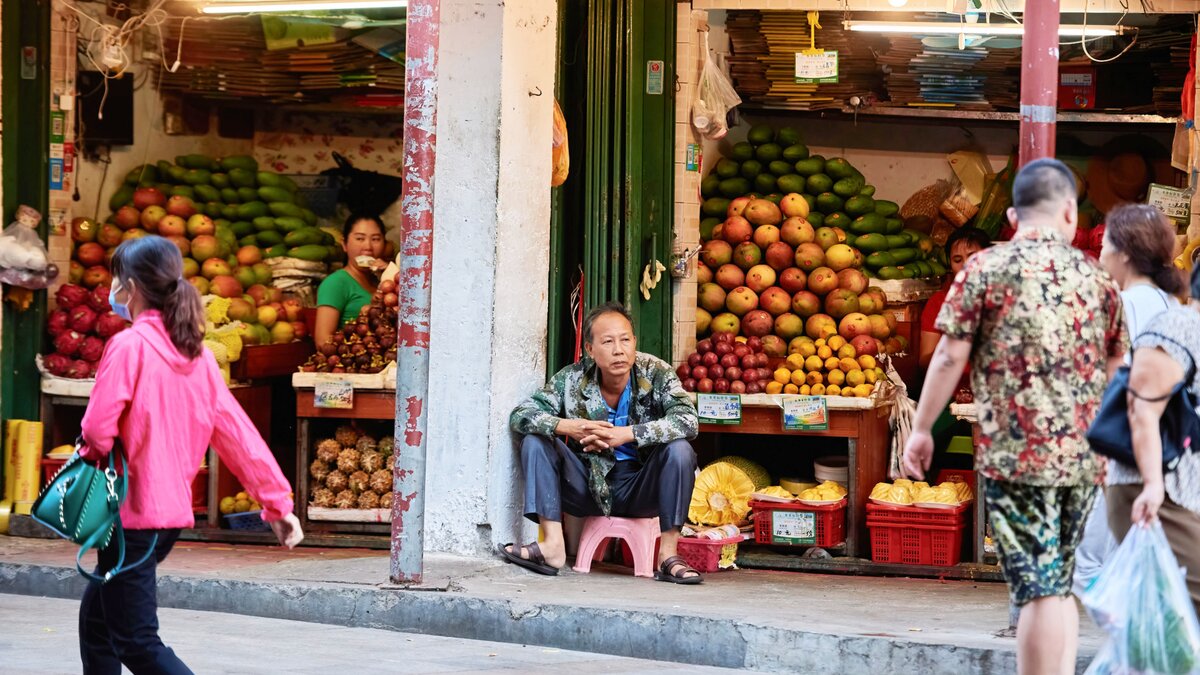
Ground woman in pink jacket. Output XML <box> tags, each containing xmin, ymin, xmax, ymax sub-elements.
<box><xmin>78</xmin><ymin>235</ymin><xmax>302</xmax><ymax>674</ymax></box>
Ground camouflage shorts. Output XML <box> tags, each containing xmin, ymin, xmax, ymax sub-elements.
<box><xmin>983</xmin><ymin>479</ymin><xmax>1098</xmax><ymax>607</ymax></box>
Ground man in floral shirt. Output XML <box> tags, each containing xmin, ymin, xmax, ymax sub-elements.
<box><xmin>903</xmin><ymin>158</ymin><xmax>1126</xmax><ymax>674</ymax></box>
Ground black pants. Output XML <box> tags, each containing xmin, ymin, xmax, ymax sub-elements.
<box><xmin>520</xmin><ymin>434</ymin><xmax>696</xmax><ymax>532</ymax></box>
<box><xmin>79</xmin><ymin>528</ymin><xmax>193</xmax><ymax>675</ymax></box>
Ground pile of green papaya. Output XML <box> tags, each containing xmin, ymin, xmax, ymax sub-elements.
<box><xmin>111</xmin><ymin>154</ymin><xmax>339</xmax><ymax>263</ymax></box>
<box><xmin>700</xmin><ymin>124</ymin><xmax>944</xmax><ymax>281</ymax></box>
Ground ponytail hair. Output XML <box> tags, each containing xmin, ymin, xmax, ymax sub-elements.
<box><xmin>111</xmin><ymin>236</ymin><xmax>206</xmax><ymax>359</ymax></box>
<box><xmin>1104</xmin><ymin>204</ymin><xmax>1186</xmax><ymax>297</ymax></box>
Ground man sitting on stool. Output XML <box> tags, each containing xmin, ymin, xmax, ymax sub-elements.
<box><xmin>502</xmin><ymin>302</ymin><xmax>702</xmax><ymax>584</ymax></box>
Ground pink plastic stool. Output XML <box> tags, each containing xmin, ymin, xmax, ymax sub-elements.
<box><xmin>572</xmin><ymin>516</ymin><xmax>660</xmax><ymax>578</ymax></box>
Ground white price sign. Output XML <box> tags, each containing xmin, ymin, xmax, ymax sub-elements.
<box><xmin>696</xmin><ymin>393</ymin><xmax>742</xmax><ymax>425</ymax></box>
<box><xmin>795</xmin><ymin>51</ymin><xmax>838</xmax><ymax>84</ymax></box>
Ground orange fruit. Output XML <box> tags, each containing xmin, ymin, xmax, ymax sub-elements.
<box><xmin>804</xmin><ymin>355</ymin><xmax>823</xmax><ymax>372</ymax></box>
<box><xmin>784</xmin><ymin>383</ymin><xmax>800</xmax><ymax>394</ymax></box>
<box><xmin>864</xmin><ymin>369</ymin><xmax>878</xmax><ymax>384</ymax></box>
<box><xmin>826</xmin><ymin>384</ymin><xmax>841</xmax><ymax>397</ymax></box>
<box><xmin>797</xmin><ymin>341</ymin><xmax>817</xmax><ymax>357</ymax></box>
<box><xmin>806</xmin><ymin>371</ymin><xmax>823</xmax><ymax>386</ymax></box>
<box><xmin>817</xmin><ymin>345</ymin><xmax>833</xmax><ymax>360</ymax></box>
<box><xmin>799</xmin><ymin>384</ymin><xmax>811</xmax><ymax>395</ymax></box>
<box><xmin>827</xmin><ymin>335</ymin><xmax>847</xmax><ymax>351</ymax></box>
<box><xmin>791</xmin><ymin>369</ymin><xmax>807</xmax><ymax>386</ymax></box>
<box><xmin>785</xmin><ymin>354</ymin><xmax>806</xmax><ymax>371</ymax></box>
<box><xmin>811</xmin><ymin>383</ymin><xmax>826</xmax><ymax>396</ymax></box>
<box><xmin>774</xmin><ymin>367</ymin><xmax>792</xmax><ymax>384</ymax></box>
<box><xmin>846</xmin><ymin>369</ymin><xmax>866</xmax><ymax>386</ymax></box>
<box><xmin>824</xmin><ymin>356</ymin><xmax>841</xmax><ymax>371</ymax></box>
<box><xmin>840</xmin><ymin>357</ymin><xmax>861</xmax><ymax>373</ymax></box>
<box><xmin>827</xmin><ymin>369</ymin><xmax>845</xmax><ymax>386</ymax></box>
<box><xmin>766</xmin><ymin>381</ymin><xmax>784</xmax><ymax>394</ymax></box>
<box><xmin>854</xmin><ymin>383</ymin><xmax>875</xmax><ymax>398</ymax></box>
<box><xmin>837</xmin><ymin>344</ymin><xmax>856</xmax><ymax>359</ymax></box>
<box><xmin>858</xmin><ymin>355</ymin><xmax>877</xmax><ymax>370</ymax></box>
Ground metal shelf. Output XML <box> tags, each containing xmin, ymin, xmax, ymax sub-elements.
<box><xmin>741</xmin><ymin>103</ymin><xmax>1179</xmax><ymax>126</ymax></box>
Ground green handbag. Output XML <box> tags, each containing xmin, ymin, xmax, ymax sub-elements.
<box><xmin>30</xmin><ymin>439</ymin><xmax>157</xmax><ymax>583</ymax></box>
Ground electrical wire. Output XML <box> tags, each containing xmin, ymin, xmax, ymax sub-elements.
<box><xmin>1079</xmin><ymin>0</ymin><xmax>1137</xmax><ymax>63</ymax></box>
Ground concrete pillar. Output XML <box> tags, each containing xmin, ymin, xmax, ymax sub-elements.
<box><xmin>422</xmin><ymin>0</ymin><xmax>557</xmax><ymax>555</ymax></box>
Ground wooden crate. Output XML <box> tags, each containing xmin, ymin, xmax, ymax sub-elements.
<box><xmin>231</xmin><ymin>341</ymin><xmax>314</xmax><ymax>380</ymax></box>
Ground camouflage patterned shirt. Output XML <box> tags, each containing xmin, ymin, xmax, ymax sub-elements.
<box><xmin>937</xmin><ymin>227</ymin><xmax>1126</xmax><ymax>486</ymax></box>
<box><xmin>509</xmin><ymin>352</ymin><xmax>699</xmax><ymax>514</ymax></box>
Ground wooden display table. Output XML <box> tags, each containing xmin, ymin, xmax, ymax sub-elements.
<box><xmin>696</xmin><ymin>394</ymin><xmax>891</xmax><ymax>560</ymax></box>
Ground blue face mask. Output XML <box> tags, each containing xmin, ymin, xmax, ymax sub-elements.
<box><xmin>109</xmin><ymin>282</ymin><xmax>132</xmax><ymax>322</ymax></box>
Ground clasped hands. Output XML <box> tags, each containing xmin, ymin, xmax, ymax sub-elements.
<box><xmin>555</xmin><ymin>418</ymin><xmax>635</xmax><ymax>453</ymax></box>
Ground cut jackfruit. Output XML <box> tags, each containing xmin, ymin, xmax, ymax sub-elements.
<box><xmin>690</xmin><ymin>462</ymin><xmax>757</xmax><ymax>526</ymax></box>
<box><xmin>757</xmin><ymin>485</ymin><xmax>797</xmax><ymax>499</ymax></box>
<box><xmin>706</xmin><ymin>455</ymin><xmax>771</xmax><ymax>489</ymax></box>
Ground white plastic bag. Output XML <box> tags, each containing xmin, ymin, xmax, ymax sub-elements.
<box><xmin>0</xmin><ymin>205</ymin><xmax>57</xmax><ymax>289</ymax></box>
<box><xmin>692</xmin><ymin>34</ymin><xmax>741</xmax><ymax>140</ymax></box>
<box><xmin>1082</xmin><ymin>522</ymin><xmax>1200</xmax><ymax>675</ymax></box>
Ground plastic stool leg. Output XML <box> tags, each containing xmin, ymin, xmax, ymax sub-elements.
<box><xmin>572</xmin><ymin>519</ymin><xmax>604</xmax><ymax>574</ymax></box>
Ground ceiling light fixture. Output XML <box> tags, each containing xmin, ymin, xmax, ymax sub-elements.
<box><xmin>843</xmin><ymin>19</ymin><xmax>1122</xmax><ymax>38</ymax></box>
<box><xmin>200</xmin><ymin>0</ymin><xmax>407</xmax><ymax>14</ymax></box>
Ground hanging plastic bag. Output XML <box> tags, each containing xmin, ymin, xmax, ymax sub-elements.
<box><xmin>551</xmin><ymin>97</ymin><xmax>569</xmax><ymax>187</ymax></box>
<box><xmin>692</xmin><ymin>32</ymin><xmax>741</xmax><ymax>140</ymax></box>
<box><xmin>0</xmin><ymin>205</ymin><xmax>57</xmax><ymax>290</ymax></box>
<box><xmin>1081</xmin><ymin>522</ymin><xmax>1200</xmax><ymax>675</ymax></box>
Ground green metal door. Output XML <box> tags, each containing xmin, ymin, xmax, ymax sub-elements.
<box><xmin>548</xmin><ymin>0</ymin><xmax>676</xmax><ymax>373</ymax></box>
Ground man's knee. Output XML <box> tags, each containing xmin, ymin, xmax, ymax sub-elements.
<box><xmin>662</xmin><ymin>440</ymin><xmax>697</xmax><ymax>472</ymax></box>
<box><xmin>520</xmin><ymin>434</ymin><xmax>555</xmax><ymax>460</ymax></box>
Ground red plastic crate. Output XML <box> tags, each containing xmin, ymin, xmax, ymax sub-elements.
<box><xmin>618</xmin><ymin>534</ymin><xmax>743</xmax><ymax>573</ymax></box>
<box><xmin>41</xmin><ymin>456</ymin><xmax>67</xmax><ymax>487</ymax></box>
<box><xmin>751</xmin><ymin>499</ymin><xmax>846</xmax><ymax>548</ymax></box>
<box><xmin>867</xmin><ymin>501</ymin><xmax>969</xmax><ymax>566</ymax></box>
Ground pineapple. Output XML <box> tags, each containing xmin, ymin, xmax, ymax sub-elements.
<box><xmin>360</xmin><ymin>450</ymin><xmax>383</xmax><ymax>473</ymax></box>
<box><xmin>334</xmin><ymin>425</ymin><xmax>358</xmax><ymax>448</ymax></box>
<box><xmin>379</xmin><ymin>491</ymin><xmax>393</xmax><ymax>508</ymax></box>
<box><xmin>337</xmin><ymin>448</ymin><xmax>360</xmax><ymax>473</ymax></box>
<box><xmin>349</xmin><ymin>470</ymin><xmax>369</xmax><ymax>494</ymax></box>
<box><xmin>325</xmin><ymin>469</ymin><xmax>348</xmax><ymax>492</ymax></box>
<box><xmin>355</xmin><ymin>436</ymin><xmax>377</xmax><ymax>455</ymax></box>
<box><xmin>311</xmin><ymin>487</ymin><xmax>334</xmax><ymax>508</ymax></box>
<box><xmin>333</xmin><ymin>490</ymin><xmax>356</xmax><ymax>509</ymax></box>
<box><xmin>309</xmin><ymin>459</ymin><xmax>330</xmax><ymax>483</ymax></box>
<box><xmin>377</xmin><ymin>436</ymin><xmax>394</xmax><ymax>457</ymax></box>
<box><xmin>316</xmin><ymin>439</ymin><xmax>340</xmax><ymax>464</ymax></box>
<box><xmin>357</xmin><ymin>491</ymin><xmax>380</xmax><ymax>509</ymax></box>
<box><xmin>369</xmin><ymin>469</ymin><xmax>391</xmax><ymax>493</ymax></box>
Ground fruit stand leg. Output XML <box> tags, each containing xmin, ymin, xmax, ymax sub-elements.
<box><xmin>391</xmin><ymin>0</ymin><xmax>440</xmax><ymax>585</ymax></box>
<box><xmin>1017</xmin><ymin>0</ymin><xmax>1060</xmax><ymax>166</ymax></box>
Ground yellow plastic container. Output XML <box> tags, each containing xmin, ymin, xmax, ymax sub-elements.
<box><xmin>11</xmin><ymin>420</ymin><xmax>43</xmax><ymax>515</ymax></box>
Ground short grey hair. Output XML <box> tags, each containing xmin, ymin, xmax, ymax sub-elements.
<box><xmin>582</xmin><ymin>302</ymin><xmax>634</xmax><ymax>344</ymax></box>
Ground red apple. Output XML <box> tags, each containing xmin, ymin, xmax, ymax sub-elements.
<box><xmin>692</xmin><ymin>366</ymin><xmax>709</xmax><ymax>380</ymax></box>
<box><xmin>696</xmin><ymin>339</ymin><xmax>713</xmax><ymax>354</ymax></box>
<box><xmin>713</xmin><ymin>378</ymin><xmax>730</xmax><ymax>393</ymax></box>
<box><xmin>730</xmin><ymin>380</ymin><xmax>747</xmax><ymax>394</ymax></box>
<box><xmin>702</xmin><ymin>351</ymin><xmax>719</xmax><ymax>367</ymax></box>
<box><xmin>696</xmin><ymin>378</ymin><xmax>714</xmax><ymax>393</ymax></box>
<box><xmin>709</xmin><ymin>364</ymin><xmax>725</xmax><ymax>381</ymax></box>
<box><xmin>687</xmin><ymin>353</ymin><xmax>702</xmax><ymax>368</ymax></box>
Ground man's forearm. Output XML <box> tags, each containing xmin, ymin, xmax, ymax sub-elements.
<box><xmin>913</xmin><ymin>337</ymin><xmax>972</xmax><ymax>433</ymax></box>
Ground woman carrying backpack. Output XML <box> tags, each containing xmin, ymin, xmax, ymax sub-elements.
<box><xmin>77</xmin><ymin>235</ymin><xmax>302</xmax><ymax>674</ymax></box>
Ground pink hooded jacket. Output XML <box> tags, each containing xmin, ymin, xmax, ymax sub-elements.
<box><xmin>80</xmin><ymin>311</ymin><xmax>293</xmax><ymax>529</ymax></box>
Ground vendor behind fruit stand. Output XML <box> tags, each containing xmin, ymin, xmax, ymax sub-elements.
<box><xmin>919</xmin><ymin>226</ymin><xmax>991</xmax><ymax>370</ymax></box>
<box><xmin>313</xmin><ymin>214</ymin><xmax>388</xmax><ymax>347</ymax></box>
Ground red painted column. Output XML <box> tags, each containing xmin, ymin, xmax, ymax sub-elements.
<box><xmin>391</xmin><ymin>0</ymin><xmax>439</xmax><ymax>585</ymax></box>
<box><xmin>1018</xmin><ymin>0</ymin><xmax>1060</xmax><ymax>167</ymax></box>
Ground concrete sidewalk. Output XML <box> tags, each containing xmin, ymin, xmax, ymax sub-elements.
<box><xmin>0</xmin><ymin>536</ymin><xmax>1103</xmax><ymax>673</ymax></box>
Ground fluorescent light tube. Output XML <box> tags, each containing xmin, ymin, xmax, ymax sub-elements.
<box><xmin>201</xmin><ymin>0</ymin><xmax>407</xmax><ymax>13</ymax></box>
<box><xmin>843</xmin><ymin>20</ymin><xmax>1120</xmax><ymax>38</ymax></box>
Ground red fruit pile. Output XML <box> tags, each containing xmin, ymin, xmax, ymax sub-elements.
<box><xmin>300</xmin><ymin>276</ymin><xmax>399</xmax><ymax>374</ymax></box>
<box><xmin>1071</xmin><ymin>222</ymin><xmax>1105</xmax><ymax>260</ymax></box>
<box><xmin>44</xmin><ymin>283</ymin><xmax>127</xmax><ymax>378</ymax></box>
<box><xmin>677</xmin><ymin>333</ymin><xmax>771</xmax><ymax>394</ymax></box>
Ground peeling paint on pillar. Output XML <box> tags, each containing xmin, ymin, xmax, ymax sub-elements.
<box><xmin>1017</xmin><ymin>0</ymin><xmax>1060</xmax><ymax>166</ymax></box>
<box><xmin>391</xmin><ymin>0</ymin><xmax>440</xmax><ymax>585</ymax></box>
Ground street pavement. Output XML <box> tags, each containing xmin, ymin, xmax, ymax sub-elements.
<box><xmin>0</xmin><ymin>593</ymin><xmax>738</xmax><ymax>674</ymax></box>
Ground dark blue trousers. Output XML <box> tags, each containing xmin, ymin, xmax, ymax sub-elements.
<box><xmin>79</xmin><ymin>528</ymin><xmax>193</xmax><ymax>674</ymax></box>
<box><xmin>520</xmin><ymin>434</ymin><xmax>696</xmax><ymax>532</ymax></box>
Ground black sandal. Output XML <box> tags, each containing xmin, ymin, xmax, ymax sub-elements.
<box><xmin>497</xmin><ymin>542</ymin><xmax>559</xmax><ymax>576</ymax></box>
<box><xmin>654</xmin><ymin>555</ymin><xmax>703</xmax><ymax>584</ymax></box>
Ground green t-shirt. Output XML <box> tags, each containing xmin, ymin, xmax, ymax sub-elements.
<box><xmin>317</xmin><ymin>269</ymin><xmax>373</xmax><ymax>326</ymax></box>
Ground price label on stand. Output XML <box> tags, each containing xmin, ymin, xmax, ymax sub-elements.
<box><xmin>697</xmin><ymin>393</ymin><xmax>741</xmax><ymax>425</ymax></box>
<box><xmin>782</xmin><ymin>395</ymin><xmax>828</xmax><ymax>431</ymax></box>
<box><xmin>770</xmin><ymin>510</ymin><xmax>816</xmax><ymax>545</ymax></box>
<box><xmin>794</xmin><ymin>50</ymin><xmax>838</xmax><ymax>84</ymax></box>
<box><xmin>314</xmin><ymin>377</ymin><xmax>354</xmax><ymax>409</ymax></box>
<box><xmin>1147</xmin><ymin>183</ymin><xmax>1192</xmax><ymax>225</ymax></box>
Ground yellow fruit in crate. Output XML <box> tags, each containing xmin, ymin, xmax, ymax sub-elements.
<box><xmin>766</xmin><ymin>381</ymin><xmax>784</xmax><ymax>394</ymax></box>
<box><xmin>250</xmin><ymin>501</ymin><xmax>261</xmax><ymax>511</ymax></box>
<box><xmin>811</xmin><ymin>383</ymin><xmax>826</xmax><ymax>396</ymax></box>
<box><xmin>219</xmin><ymin>496</ymin><xmax>236</xmax><ymax>514</ymax></box>
<box><xmin>846</xmin><ymin>369</ymin><xmax>866</xmax><ymax>386</ymax></box>
<box><xmin>886</xmin><ymin>485</ymin><xmax>914</xmax><ymax>504</ymax></box>
<box><xmin>826</xmin><ymin>384</ymin><xmax>841</xmax><ymax>396</ymax></box>
<box><xmin>840</xmin><ymin>357</ymin><xmax>860</xmax><ymax>373</ymax></box>
<box><xmin>774</xmin><ymin>367</ymin><xmax>792</xmax><ymax>384</ymax></box>
<box><xmin>235</xmin><ymin>491</ymin><xmax>249</xmax><ymax>501</ymax></box>
<box><xmin>817</xmin><ymin>345</ymin><xmax>833</xmax><ymax>360</ymax></box>
<box><xmin>827</xmin><ymin>369</ymin><xmax>845</xmax><ymax>386</ymax></box>
<box><xmin>799</xmin><ymin>384</ymin><xmax>811</xmax><ymax>395</ymax></box>
<box><xmin>858</xmin><ymin>355</ymin><xmax>877</xmax><ymax>370</ymax></box>
<box><xmin>837</xmin><ymin>344</ymin><xmax>856</xmax><ymax>359</ymax></box>
<box><xmin>759</xmin><ymin>485</ymin><xmax>797</xmax><ymax>499</ymax></box>
<box><xmin>234</xmin><ymin>498</ymin><xmax>252</xmax><ymax>513</ymax></box>
<box><xmin>819</xmin><ymin>480</ymin><xmax>847</xmax><ymax>496</ymax></box>
<box><xmin>870</xmin><ymin>482</ymin><xmax>892</xmax><ymax>500</ymax></box>
<box><xmin>864</xmin><ymin>369</ymin><xmax>878</xmax><ymax>384</ymax></box>
<box><xmin>827</xmin><ymin>335</ymin><xmax>846</xmax><ymax>351</ymax></box>
<box><xmin>824</xmin><ymin>356</ymin><xmax>841</xmax><ymax>371</ymax></box>
<box><xmin>804</xmin><ymin>355</ymin><xmax>823</xmax><ymax>372</ymax></box>
<box><xmin>784</xmin><ymin>383</ymin><xmax>800</xmax><ymax>394</ymax></box>
<box><xmin>790</xmin><ymin>369</ymin><xmax>806</xmax><ymax>386</ymax></box>
<box><xmin>786</xmin><ymin>354</ymin><xmax>806</xmax><ymax>371</ymax></box>
<box><xmin>893</xmin><ymin>478</ymin><xmax>912</xmax><ymax>488</ymax></box>
<box><xmin>806</xmin><ymin>371</ymin><xmax>823</xmax><ymax>386</ymax></box>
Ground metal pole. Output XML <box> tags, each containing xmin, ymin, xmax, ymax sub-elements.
<box><xmin>391</xmin><ymin>0</ymin><xmax>439</xmax><ymax>585</ymax></box>
<box><xmin>1017</xmin><ymin>0</ymin><xmax>1060</xmax><ymax>167</ymax></box>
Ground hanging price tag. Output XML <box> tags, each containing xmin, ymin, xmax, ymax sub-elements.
<box><xmin>1147</xmin><ymin>183</ymin><xmax>1191</xmax><ymax>225</ymax></box>
<box><xmin>794</xmin><ymin>51</ymin><xmax>839</xmax><ymax>84</ymax></box>
<box><xmin>697</xmin><ymin>393</ymin><xmax>742</xmax><ymax>425</ymax></box>
<box><xmin>782</xmin><ymin>395</ymin><xmax>828</xmax><ymax>431</ymax></box>
<box><xmin>314</xmin><ymin>377</ymin><xmax>354</xmax><ymax>409</ymax></box>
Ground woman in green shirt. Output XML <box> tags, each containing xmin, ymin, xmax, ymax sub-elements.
<box><xmin>314</xmin><ymin>214</ymin><xmax>387</xmax><ymax>348</ymax></box>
